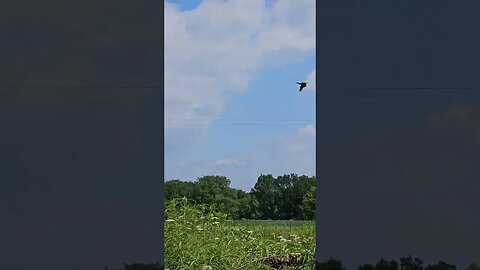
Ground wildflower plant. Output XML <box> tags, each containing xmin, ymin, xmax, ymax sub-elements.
<box><xmin>165</xmin><ymin>197</ymin><xmax>315</xmax><ymax>269</ymax></box>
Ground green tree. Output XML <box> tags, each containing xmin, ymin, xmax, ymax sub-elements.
<box><xmin>165</xmin><ymin>174</ymin><xmax>315</xmax><ymax>220</ymax></box>
<box><xmin>165</xmin><ymin>179</ymin><xmax>201</xmax><ymax>202</ymax></box>
<box><xmin>300</xmin><ymin>184</ymin><xmax>316</xmax><ymax>220</ymax></box>
<box><xmin>196</xmin><ymin>175</ymin><xmax>231</xmax><ymax>204</ymax></box>
<box><xmin>252</xmin><ymin>174</ymin><xmax>315</xmax><ymax>220</ymax></box>
<box><xmin>276</xmin><ymin>174</ymin><xmax>296</xmax><ymax>219</ymax></box>
<box><xmin>251</xmin><ymin>174</ymin><xmax>279</xmax><ymax>219</ymax></box>
<box><xmin>278</xmin><ymin>174</ymin><xmax>315</xmax><ymax>219</ymax></box>
<box><xmin>236</xmin><ymin>194</ymin><xmax>260</xmax><ymax>219</ymax></box>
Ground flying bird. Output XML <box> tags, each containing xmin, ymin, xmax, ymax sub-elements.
<box><xmin>297</xmin><ymin>82</ymin><xmax>307</xmax><ymax>92</ymax></box>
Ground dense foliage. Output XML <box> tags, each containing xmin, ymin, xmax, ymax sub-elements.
<box><xmin>107</xmin><ymin>175</ymin><xmax>480</xmax><ymax>269</ymax></box>
<box><xmin>164</xmin><ymin>197</ymin><xmax>315</xmax><ymax>269</ymax></box>
<box><xmin>165</xmin><ymin>174</ymin><xmax>316</xmax><ymax>220</ymax></box>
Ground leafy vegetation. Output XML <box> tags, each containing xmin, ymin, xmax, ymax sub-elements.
<box><xmin>106</xmin><ymin>174</ymin><xmax>479</xmax><ymax>270</ymax></box>
<box><xmin>165</xmin><ymin>174</ymin><xmax>316</xmax><ymax>220</ymax></box>
<box><xmin>164</xmin><ymin>197</ymin><xmax>315</xmax><ymax>269</ymax></box>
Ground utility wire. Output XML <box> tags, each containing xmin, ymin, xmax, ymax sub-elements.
<box><xmin>164</xmin><ymin>118</ymin><xmax>315</xmax><ymax>122</ymax></box>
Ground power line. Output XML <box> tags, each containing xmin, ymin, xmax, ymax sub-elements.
<box><xmin>165</xmin><ymin>118</ymin><xmax>316</xmax><ymax>126</ymax></box>
<box><xmin>164</xmin><ymin>118</ymin><xmax>315</xmax><ymax>122</ymax></box>
<box><xmin>166</xmin><ymin>122</ymin><xmax>314</xmax><ymax>126</ymax></box>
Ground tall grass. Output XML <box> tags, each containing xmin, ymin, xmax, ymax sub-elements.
<box><xmin>165</xmin><ymin>197</ymin><xmax>315</xmax><ymax>269</ymax></box>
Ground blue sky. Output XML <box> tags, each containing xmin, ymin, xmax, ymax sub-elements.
<box><xmin>165</xmin><ymin>0</ymin><xmax>315</xmax><ymax>191</ymax></box>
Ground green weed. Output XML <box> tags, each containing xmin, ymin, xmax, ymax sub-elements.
<box><xmin>165</xmin><ymin>197</ymin><xmax>315</xmax><ymax>270</ymax></box>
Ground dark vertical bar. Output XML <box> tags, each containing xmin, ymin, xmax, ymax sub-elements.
<box><xmin>160</xmin><ymin>0</ymin><xmax>165</xmax><ymax>267</ymax></box>
<box><xmin>0</xmin><ymin>0</ymin><xmax>164</xmax><ymax>269</ymax></box>
<box><xmin>316</xmin><ymin>0</ymin><xmax>480</xmax><ymax>269</ymax></box>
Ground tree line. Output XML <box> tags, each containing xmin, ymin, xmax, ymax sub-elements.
<box><xmin>316</xmin><ymin>257</ymin><xmax>479</xmax><ymax>270</ymax></box>
<box><xmin>164</xmin><ymin>174</ymin><xmax>316</xmax><ymax>220</ymax></box>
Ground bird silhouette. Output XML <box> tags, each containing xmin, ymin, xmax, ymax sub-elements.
<box><xmin>297</xmin><ymin>82</ymin><xmax>307</xmax><ymax>92</ymax></box>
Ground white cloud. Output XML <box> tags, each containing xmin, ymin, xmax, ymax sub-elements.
<box><xmin>164</xmin><ymin>124</ymin><xmax>316</xmax><ymax>190</ymax></box>
<box><xmin>165</xmin><ymin>0</ymin><xmax>315</xmax><ymax>133</ymax></box>
<box><xmin>304</xmin><ymin>69</ymin><xmax>316</xmax><ymax>91</ymax></box>
<box><xmin>233</xmin><ymin>124</ymin><xmax>316</xmax><ymax>189</ymax></box>
<box><xmin>299</xmin><ymin>124</ymin><xmax>315</xmax><ymax>136</ymax></box>
<box><xmin>274</xmin><ymin>124</ymin><xmax>315</xmax><ymax>159</ymax></box>
<box><xmin>164</xmin><ymin>0</ymin><xmax>316</xmax><ymax>188</ymax></box>
<box><xmin>215</xmin><ymin>159</ymin><xmax>242</xmax><ymax>166</ymax></box>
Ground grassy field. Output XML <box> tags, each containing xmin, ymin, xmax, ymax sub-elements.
<box><xmin>165</xmin><ymin>198</ymin><xmax>315</xmax><ymax>270</ymax></box>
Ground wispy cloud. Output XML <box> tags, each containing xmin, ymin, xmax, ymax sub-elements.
<box><xmin>229</xmin><ymin>124</ymin><xmax>316</xmax><ymax>189</ymax></box>
<box><xmin>165</xmin><ymin>0</ymin><xmax>315</xmax><ymax>133</ymax></box>
<box><xmin>304</xmin><ymin>69</ymin><xmax>316</xmax><ymax>91</ymax></box>
<box><xmin>165</xmin><ymin>124</ymin><xmax>316</xmax><ymax>190</ymax></box>
<box><xmin>164</xmin><ymin>0</ymin><xmax>316</xmax><ymax>188</ymax></box>
<box><xmin>215</xmin><ymin>159</ymin><xmax>242</xmax><ymax>166</ymax></box>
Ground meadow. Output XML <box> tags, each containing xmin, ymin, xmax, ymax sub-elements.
<box><xmin>164</xmin><ymin>198</ymin><xmax>315</xmax><ymax>270</ymax></box>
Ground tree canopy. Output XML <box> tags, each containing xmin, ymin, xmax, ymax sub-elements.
<box><xmin>165</xmin><ymin>174</ymin><xmax>316</xmax><ymax>220</ymax></box>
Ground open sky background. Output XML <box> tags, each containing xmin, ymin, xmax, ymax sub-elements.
<box><xmin>165</xmin><ymin>0</ymin><xmax>316</xmax><ymax>191</ymax></box>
